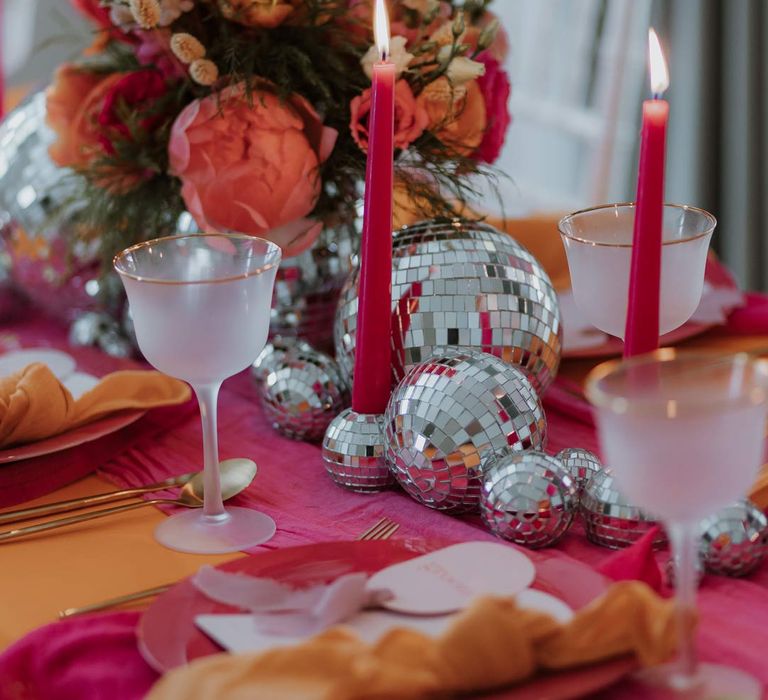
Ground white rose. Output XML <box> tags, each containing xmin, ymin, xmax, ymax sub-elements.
<box><xmin>361</xmin><ymin>35</ymin><xmax>414</xmax><ymax>80</ymax></box>
<box><xmin>443</xmin><ymin>55</ymin><xmax>485</xmax><ymax>86</ymax></box>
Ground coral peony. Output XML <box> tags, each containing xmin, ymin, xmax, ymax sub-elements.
<box><xmin>46</xmin><ymin>65</ymin><xmax>124</xmax><ymax>170</ymax></box>
<box><xmin>417</xmin><ymin>77</ymin><xmax>486</xmax><ymax>157</ymax></box>
<box><xmin>473</xmin><ymin>51</ymin><xmax>511</xmax><ymax>164</ymax></box>
<box><xmin>350</xmin><ymin>80</ymin><xmax>429</xmax><ymax>152</ymax></box>
<box><xmin>217</xmin><ymin>0</ymin><xmax>297</xmax><ymax>28</ymax></box>
<box><xmin>168</xmin><ymin>82</ymin><xmax>338</xmax><ymax>257</ymax></box>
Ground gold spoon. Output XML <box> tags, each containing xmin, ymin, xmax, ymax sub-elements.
<box><xmin>0</xmin><ymin>458</ymin><xmax>257</xmax><ymax>543</ymax></box>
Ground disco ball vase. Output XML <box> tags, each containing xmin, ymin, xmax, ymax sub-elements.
<box><xmin>271</xmin><ymin>219</ymin><xmax>357</xmax><ymax>353</ymax></box>
<box><xmin>334</xmin><ymin>218</ymin><xmax>562</xmax><ymax>396</ymax></box>
<box><xmin>384</xmin><ymin>348</ymin><xmax>547</xmax><ymax>513</ymax></box>
<box><xmin>0</xmin><ymin>90</ymin><xmax>109</xmax><ymax>321</ymax></box>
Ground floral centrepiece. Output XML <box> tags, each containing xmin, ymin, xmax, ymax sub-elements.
<box><xmin>49</xmin><ymin>0</ymin><xmax>512</xmax><ymax>272</ymax></box>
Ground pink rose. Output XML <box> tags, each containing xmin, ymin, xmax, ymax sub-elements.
<box><xmin>168</xmin><ymin>82</ymin><xmax>338</xmax><ymax>257</ymax></box>
<box><xmin>473</xmin><ymin>51</ymin><xmax>511</xmax><ymax>164</ymax></box>
<box><xmin>98</xmin><ymin>70</ymin><xmax>168</xmax><ymax>155</ymax></box>
<box><xmin>135</xmin><ymin>30</ymin><xmax>186</xmax><ymax>80</ymax></box>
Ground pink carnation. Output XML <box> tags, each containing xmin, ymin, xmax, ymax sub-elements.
<box><xmin>473</xmin><ymin>51</ymin><xmax>512</xmax><ymax>165</ymax></box>
<box><xmin>168</xmin><ymin>82</ymin><xmax>338</xmax><ymax>257</ymax></box>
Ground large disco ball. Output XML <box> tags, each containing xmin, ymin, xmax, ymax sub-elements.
<box><xmin>335</xmin><ymin>219</ymin><xmax>562</xmax><ymax>395</ymax></box>
<box><xmin>271</xmin><ymin>219</ymin><xmax>358</xmax><ymax>353</ymax></box>
<box><xmin>0</xmin><ymin>90</ymin><xmax>113</xmax><ymax>321</ymax></box>
<box><xmin>383</xmin><ymin>348</ymin><xmax>547</xmax><ymax>513</ymax></box>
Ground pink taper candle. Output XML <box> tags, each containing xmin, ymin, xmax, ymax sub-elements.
<box><xmin>0</xmin><ymin>0</ymin><xmax>4</xmax><ymax>120</ymax></box>
<box><xmin>624</xmin><ymin>29</ymin><xmax>669</xmax><ymax>357</ymax></box>
<box><xmin>351</xmin><ymin>0</ymin><xmax>395</xmax><ymax>414</ymax></box>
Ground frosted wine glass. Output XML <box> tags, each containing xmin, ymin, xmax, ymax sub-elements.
<box><xmin>559</xmin><ymin>203</ymin><xmax>715</xmax><ymax>340</ymax></box>
<box><xmin>114</xmin><ymin>234</ymin><xmax>281</xmax><ymax>554</ymax></box>
<box><xmin>587</xmin><ymin>350</ymin><xmax>768</xmax><ymax>698</ymax></box>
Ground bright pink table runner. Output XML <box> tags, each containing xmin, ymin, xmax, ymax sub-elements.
<box><xmin>1</xmin><ymin>308</ymin><xmax>768</xmax><ymax>699</ymax></box>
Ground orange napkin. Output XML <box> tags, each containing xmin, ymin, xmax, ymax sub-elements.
<box><xmin>748</xmin><ymin>465</ymin><xmax>768</xmax><ymax>511</ymax></box>
<box><xmin>0</xmin><ymin>363</ymin><xmax>191</xmax><ymax>447</ymax></box>
<box><xmin>147</xmin><ymin>581</ymin><xmax>677</xmax><ymax>700</ymax></box>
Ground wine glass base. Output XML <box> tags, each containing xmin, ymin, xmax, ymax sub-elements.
<box><xmin>633</xmin><ymin>662</ymin><xmax>761</xmax><ymax>699</ymax></box>
<box><xmin>154</xmin><ymin>507</ymin><xmax>276</xmax><ymax>554</ymax></box>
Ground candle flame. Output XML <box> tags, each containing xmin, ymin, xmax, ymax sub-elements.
<box><xmin>374</xmin><ymin>0</ymin><xmax>390</xmax><ymax>61</ymax></box>
<box><xmin>648</xmin><ymin>28</ymin><xmax>669</xmax><ymax>96</ymax></box>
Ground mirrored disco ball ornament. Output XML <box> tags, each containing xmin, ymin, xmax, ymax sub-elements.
<box><xmin>69</xmin><ymin>311</ymin><xmax>134</xmax><ymax>358</ymax></box>
<box><xmin>480</xmin><ymin>450</ymin><xmax>577</xmax><ymax>548</ymax></box>
<box><xmin>556</xmin><ymin>447</ymin><xmax>602</xmax><ymax>493</ymax></box>
<box><xmin>251</xmin><ymin>336</ymin><xmax>314</xmax><ymax>384</ymax></box>
<box><xmin>699</xmin><ymin>500</ymin><xmax>768</xmax><ymax>577</ymax></box>
<box><xmin>322</xmin><ymin>408</ymin><xmax>393</xmax><ymax>492</ymax></box>
<box><xmin>664</xmin><ymin>552</ymin><xmax>704</xmax><ymax>588</ymax></box>
<box><xmin>255</xmin><ymin>345</ymin><xmax>350</xmax><ymax>442</ymax></box>
<box><xmin>581</xmin><ymin>468</ymin><xmax>666</xmax><ymax>549</ymax></box>
<box><xmin>335</xmin><ymin>219</ymin><xmax>562</xmax><ymax>396</ymax></box>
<box><xmin>384</xmin><ymin>348</ymin><xmax>547</xmax><ymax>512</ymax></box>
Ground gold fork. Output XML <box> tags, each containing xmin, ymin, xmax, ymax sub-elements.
<box><xmin>58</xmin><ymin>517</ymin><xmax>400</xmax><ymax>618</ymax></box>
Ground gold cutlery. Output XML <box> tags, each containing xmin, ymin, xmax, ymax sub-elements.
<box><xmin>0</xmin><ymin>459</ymin><xmax>257</xmax><ymax>543</ymax></box>
<box><xmin>58</xmin><ymin>517</ymin><xmax>402</xmax><ymax>618</ymax></box>
<box><xmin>0</xmin><ymin>473</ymin><xmax>197</xmax><ymax>525</ymax></box>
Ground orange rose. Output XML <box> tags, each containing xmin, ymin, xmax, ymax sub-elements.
<box><xmin>217</xmin><ymin>0</ymin><xmax>298</xmax><ymax>28</ymax></box>
<box><xmin>168</xmin><ymin>82</ymin><xmax>338</xmax><ymax>257</ymax></box>
<box><xmin>45</xmin><ymin>65</ymin><xmax>125</xmax><ymax>170</ymax></box>
<box><xmin>416</xmin><ymin>77</ymin><xmax>486</xmax><ymax>157</ymax></box>
<box><xmin>350</xmin><ymin>80</ymin><xmax>429</xmax><ymax>152</ymax></box>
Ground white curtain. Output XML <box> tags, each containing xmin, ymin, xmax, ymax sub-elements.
<box><xmin>657</xmin><ymin>0</ymin><xmax>768</xmax><ymax>290</ymax></box>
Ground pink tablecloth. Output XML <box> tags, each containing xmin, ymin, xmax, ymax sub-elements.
<box><xmin>2</xmin><ymin>311</ymin><xmax>768</xmax><ymax>699</ymax></box>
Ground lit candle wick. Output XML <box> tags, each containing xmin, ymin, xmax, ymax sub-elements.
<box><xmin>374</xmin><ymin>0</ymin><xmax>390</xmax><ymax>63</ymax></box>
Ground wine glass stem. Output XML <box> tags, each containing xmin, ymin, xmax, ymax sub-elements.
<box><xmin>668</xmin><ymin>521</ymin><xmax>699</xmax><ymax>683</ymax></box>
<box><xmin>193</xmin><ymin>382</ymin><xmax>226</xmax><ymax>519</ymax></box>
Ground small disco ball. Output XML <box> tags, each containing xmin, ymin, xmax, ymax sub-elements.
<box><xmin>256</xmin><ymin>346</ymin><xmax>350</xmax><ymax>442</ymax></box>
<box><xmin>480</xmin><ymin>450</ymin><xmax>577</xmax><ymax>548</ymax></box>
<box><xmin>581</xmin><ymin>468</ymin><xmax>666</xmax><ymax>549</ymax></box>
<box><xmin>69</xmin><ymin>311</ymin><xmax>134</xmax><ymax>358</ymax></box>
<box><xmin>335</xmin><ymin>218</ymin><xmax>562</xmax><ymax>396</ymax></box>
<box><xmin>322</xmin><ymin>408</ymin><xmax>393</xmax><ymax>492</ymax></box>
<box><xmin>699</xmin><ymin>500</ymin><xmax>768</xmax><ymax>577</ymax></box>
<box><xmin>664</xmin><ymin>551</ymin><xmax>705</xmax><ymax>588</ymax></box>
<box><xmin>556</xmin><ymin>447</ymin><xmax>602</xmax><ymax>492</ymax></box>
<box><xmin>384</xmin><ymin>348</ymin><xmax>547</xmax><ymax>513</ymax></box>
<box><xmin>251</xmin><ymin>336</ymin><xmax>314</xmax><ymax>384</ymax></box>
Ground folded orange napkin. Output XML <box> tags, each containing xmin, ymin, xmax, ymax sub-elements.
<box><xmin>749</xmin><ymin>464</ymin><xmax>768</xmax><ymax>511</ymax></box>
<box><xmin>147</xmin><ymin>581</ymin><xmax>677</xmax><ymax>700</ymax></box>
<box><xmin>0</xmin><ymin>363</ymin><xmax>191</xmax><ymax>447</ymax></box>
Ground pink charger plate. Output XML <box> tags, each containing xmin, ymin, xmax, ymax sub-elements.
<box><xmin>138</xmin><ymin>538</ymin><xmax>635</xmax><ymax>699</ymax></box>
